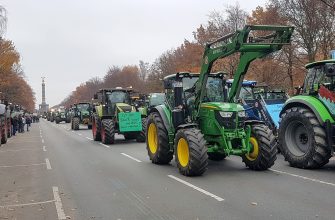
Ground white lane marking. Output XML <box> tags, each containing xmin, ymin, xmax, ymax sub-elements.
<box><xmin>41</xmin><ymin>139</ymin><xmax>45</xmax><ymax>143</ymax></box>
<box><xmin>270</xmin><ymin>169</ymin><xmax>335</xmax><ymax>187</ymax></box>
<box><xmin>86</xmin><ymin>137</ymin><xmax>93</xmax><ymax>140</ymax></box>
<box><xmin>78</xmin><ymin>133</ymin><xmax>82</xmax><ymax>136</ymax></box>
<box><xmin>0</xmin><ymin>163</ymin><xmax>46</xmax><ymax>168</ymax></box>
<box><xmin>168</xmin><ymin>175</ymin><xmax>224</xmax><ymax>202</ymax></box>
<box><xmin>71</xmin><ymin>131</ymin><xmax>75</xmax><ymax>133</ymax></box>
<box><xmin>45</xmin><ymin>158</ymin><xmax>52</xmax><ymax>170</ymax></box>
<box><xmin>99</xmin><ymin>143</ymin><xmax>110</xmax><ymax>148</ymax></box>
<box><xmin>52</xmin><ymin>186</ymin><xmax>66</xmax><ymax>220</ymax></box>
<box><xmin>0</xmin><ymin>200</ymin><xmax>55</xmax><ymax>208</ymax></box>
<box><xmin>120</xmin><ymin>153</ymin><xmax>142</xmax><ymax>162</ymax></box>
<box><xmin>67</xmin><ymin>128</ymin><xmax>70</xmax><ymax>131</ymax></box>
<box><xmin>43</xmin><ymin>146</ymin><xmax>47</xmax><ymax>152</ymax></box>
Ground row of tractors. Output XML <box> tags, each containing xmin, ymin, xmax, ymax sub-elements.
<box><xmin>50</xmin><ymin>25</ymin><xmax>335</xmax><ymax>177</ymax></box>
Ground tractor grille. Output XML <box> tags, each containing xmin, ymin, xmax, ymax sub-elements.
<box><xmin>215</xmin><ymin>111</ymin><xmax>245</xmax><ymax>129</ymax></box>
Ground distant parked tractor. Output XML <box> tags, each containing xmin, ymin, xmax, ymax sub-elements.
<box><xmin>55</xmin><ymin>107</ymin><xmax>71</xmax><ymax>124</ymax></box>
<box><xmin>279</xmin><ymin>59</ymin><xmax>335</xmax><ymax>169</ymax></box>
<box><xmin>91</xmin><ymin>88</ymin><xmax>146</xmax><ymax>144</ymax></box>
<box><xmin>138</xmin><ymin>93</ymin><xmax>166</xmax><ymax>117</ymax></box>
<box><xmin>227</xmin><ymin>80</ymin><xmax>289</xmax><ymax>135</ymax></box>
<box><xmin>70</xmin><ymin>102</ymin><xmax>92</xmax><ymax>130</ymax></box>
<box><xmin>146</xmin><ymin>25</ymin><xmax>293</xmax><ymax>176</ymax></box>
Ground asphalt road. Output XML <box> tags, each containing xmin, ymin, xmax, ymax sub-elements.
<box><xmin>1</xmin><ymin>119</ymin><xmax>335</xmax><ymax>220</ymax></box>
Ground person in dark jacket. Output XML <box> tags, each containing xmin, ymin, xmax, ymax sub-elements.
<box><xmin>11</xmin><ymin>116</ymin><xmax>18</xmax><ymax>136</ymax></box>
<box><xmin>26</xmin><ymin>115</ymin><xmax>31</xmax><ymax>131</ymax></box>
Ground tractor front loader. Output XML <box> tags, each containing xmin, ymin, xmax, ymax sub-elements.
<box><xmin>91</xmin><ymin>88</ymin><xmax>146</xmax><ymax>144</ymax></box>
<box><xmin>146</xmin><ymin>25</ymin><xmax>294</xmax><ymax>176</ymax></box>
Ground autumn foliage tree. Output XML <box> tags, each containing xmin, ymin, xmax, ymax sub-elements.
<box><xmin>59</xmin><ymin>1</ymin><xmax>335</xmax><ymax>105</ymax></box>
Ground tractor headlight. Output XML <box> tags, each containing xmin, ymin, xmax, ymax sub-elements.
<box><xmin>238</xmin><ymin>111</ymin><xmax>246</xmax><ymax>118</ymax></box>
<box><xmin>219</xmin><ymin>111</ymin><xmax>233</xmax><ymax>118</ymax></box>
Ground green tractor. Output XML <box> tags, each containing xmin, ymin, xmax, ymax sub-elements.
<box><xmin>146</xmin><ymin>25</ymin><xmax>294</xmax><ymax>176</ymax></box>
<box><xmin>70</xmin><ymin>102</ymin><xmax>92</xmax><ymax>130</ymax></box>
<box><xmin>91</xmin><ymin>88</ymin><xmax>146</xmax><ymax>144</ymax></box>
<box><xmin>55</xmin><ymin>107</ymin><xmax>71</xmax><ymax>124</ymax></box>
<box><xmin>138</xmin><ymin>93</ymin><xmax>166</xmax><ymax>117</ymax></box>
<box><xmin>278</xmin><ymin>59</ymin><xmax>335</xmax><ymax>169</ymax></box>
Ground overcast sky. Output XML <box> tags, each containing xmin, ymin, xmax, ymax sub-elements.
<box><xmin>1</xmin><ymin>0</ymin><xmax>266</xmax><ymax>107</ymax></box>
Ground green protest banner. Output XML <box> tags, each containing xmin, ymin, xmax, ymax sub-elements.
<box><xmin>118</xmin><ymin>112</ymin><xmax>142</xmax><ymax>132</ymax></box>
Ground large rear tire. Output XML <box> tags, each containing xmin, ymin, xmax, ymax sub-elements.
<box><xmin>175</xmin><ymin>128</ymin><xmax>208</xmax><ymax>176</ymax></box>
<box><xmin>72</xmin><ymin>117</ymin><xmax>80</xmax><ymax>130</ymax></box>
<box><xmin>278</xmin><ymin>107</ymin><xmax>331</xmax><ymax>169</ymax></box>
<box><xmin>92</xmin><ymin>115</ymin><xmax>101</xmax><ymax>141</ymax></box>
<box><xmin>101</xmin><ymin>119</ymin><xmax>115</xmax><ymax>144</ymax></box>
<box><xmin>242</xmin><ymin>124</ymin><xmax>277</xmax><ymax>170</ymax></box>
<box><xmin>146</xmin><ymin>112</ymin><xmax>173</xmax><ymax>164</ymax></box>
<box><xmin>136</xmin><ymin>118</ymin><xmax>146</xmax><ymax>143</ymax></box>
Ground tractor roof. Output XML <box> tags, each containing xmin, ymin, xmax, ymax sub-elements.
<box><xmin>75</xmin><ymin>102</ymin><xmax>90</xmax><ymax>105</ymax></box>
<box><xmin>164</xmin><ymin>72</ymin><xmax>227</xmax><ymax>81</ymax></box>
<box><xmin>98</xmin><ymin>88</ymin><xmax>133</xmax><ymax>93</ymax></box>
<box><xmin>226</xmin><ymin>79</ymin><xmax>257</xmax><ymax>87</ymax></box>
<box><xmin>305</xmin><ymin>59</ymin><xmax>335</xmax><ymax>69</ymax></box>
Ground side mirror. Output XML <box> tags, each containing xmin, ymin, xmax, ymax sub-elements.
<box><xmin>325</xmin><ymin>64</ymin><xmax>335</xmax><ymax>77</ymax></box>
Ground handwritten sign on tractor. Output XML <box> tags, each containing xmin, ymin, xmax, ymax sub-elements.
<box><xmin>118</xmin><ymin>112</ymin><xmax>142</xmax><ymax>132</ymax></box>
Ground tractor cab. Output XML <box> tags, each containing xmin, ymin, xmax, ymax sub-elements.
<box><xmin>93</xmin><ymin>88</ymin><xmax>135</xmax><ymax>118</ymax></box>
<box><xmin>302</xmin><ymin>60</ymin><xmax>335</xmax><ymax>96</ymax></box>
<box><xmin>163</xmin><ymin>72</ymin><xmax>227</xmax><ymax>123</ymax></box>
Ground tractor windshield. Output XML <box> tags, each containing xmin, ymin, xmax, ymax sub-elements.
<box><xmin>107</xmin><ymin>91</ymin><xmax>129</xmax><ymax>103</ymax></box>
<box><xmin>183</xmin><ymin>77</ymin><xmax>225</xmax><ymax>102</ymax></box>
<box><xmin>303</xmin><ymin>65</ymin><xmax>335</xmax><ymax>94</ymax></box>
<box><xmin>239</xmin><ymin>87</ymin><xmax>254</xmax><ymax>100</ymax></box>
<box><xmin>149</xmin><ymin>93</ymin><xmax>165</xmax><ymax>106</ymax></box>
<box><xmin>76</xmin><ymin>104</ymin><xmax>90</xmax><ymax>111</ymax></box>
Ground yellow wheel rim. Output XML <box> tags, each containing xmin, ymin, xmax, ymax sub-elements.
<box><xmin>148</xmin><ymin>123</ymin><xmax>158</xmax><ymax>154</ymax></box>
<box><xmin>177</xmin><ymin>138</ymin><xmax>189</xmax><ymax>167</ymax></box>
<box><xmin>245</xmin><ymin>137</ymin><xmax>259</xmax><ymax>161</ymax></box>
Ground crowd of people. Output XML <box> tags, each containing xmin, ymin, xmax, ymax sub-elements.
<box><xmin>11</xmin><ymin>114</ymin><xmax>38</xmax><ymax>135</ymax></box>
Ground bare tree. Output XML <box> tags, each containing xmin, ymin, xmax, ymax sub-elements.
<box><xmin>0</xmin><ymin>5</ymin><xmax>7</xmax><ymax>37</ymax></box>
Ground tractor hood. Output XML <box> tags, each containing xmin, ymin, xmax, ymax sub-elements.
<box><xmin>201</xmin><ymin>102</ymin><xmax>245</xmax><ymax>112</ymax></box>
<box><xmin>116</xmin><ymin>103</ymin><xmax>136</xmax><ymax>113</ymax></box>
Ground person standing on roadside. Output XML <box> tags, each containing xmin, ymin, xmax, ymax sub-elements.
<box><xmin>12</xmin><ymin>115</ymin><xmax>18</xmax><ymax>135</ymax></box>
<box><xmin>18</xmin><ymin>115</ymin><xmax>23</xmax><ymax>133</ymax></box>
<box><xmin>26</xmin><ymin>115</ymin><xmax>31</xmax><ymax>131</ymax></box>
<box><xmin>21</xmin><ymin>115</ymin><xmax>25</xmax><ymax>133</ymax></box>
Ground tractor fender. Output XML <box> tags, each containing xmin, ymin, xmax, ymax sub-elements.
<box><xmin>149</xmin><ymin>105</ymin><xmax>172</xmax><ymax>131</ymax></box>
<box><xmin>244</xmin><ymin>120</ymin><xmax>265</xmax><ymax>125</ymax></box>
<box><xmin>176</xmin><ymin>123</ymin><xmax>198</xmax><ymax>131</ymax></box>
<box><xmin>280</xmin><ymin>97</ymin><xmax>334</xmax><ymax>124</ymax></box>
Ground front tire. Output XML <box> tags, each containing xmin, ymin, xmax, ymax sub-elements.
<box><xmin>101</xmin><ymin>119</ymin><xmax>115</xmax><ymax>144</ymax></box>
<box><xmin>72</xmin><ymin>117</ymin><xmax>80</xmax><ymax>130</ymax></box>
<box><xmin>146</xmin><ymin>112</ymin><xmax>173</xmax><ymax>164</ymax></box>
<box><xmin>92</xmin><ymin>115</ymin><xmax>101</xmax><ymax>141</ymax></box>
<box><xmin>278</xmin><ymin>107</ymin><xmax>331</xmax><ymax>169</ymax></box>
<box><xmin>242</xmin><ymin>124</ymin><xmax>277</xmax><ymax>170</ymax></box>
<box><xmin>136</xmin><ymin>118</ymin><xmax>146</xmax><ymax>143</ymax></box>
<box><xmin>175</xmin><ymin>128</ymin><xmax>208</xmax><ymax>176</ymax></box>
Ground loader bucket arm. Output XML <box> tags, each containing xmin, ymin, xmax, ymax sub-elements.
<box><xmin>194</xmin><ymin>25</ymin><xmax>294</xmax><ymax>116</ymax></box>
